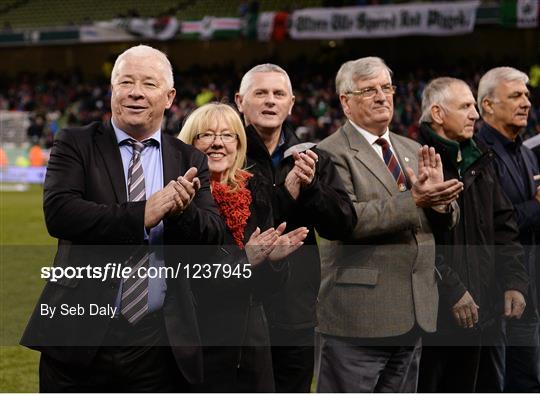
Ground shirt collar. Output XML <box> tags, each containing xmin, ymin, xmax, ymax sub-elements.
<box><xmin>350</xmin><ymin>120</ymin><xmax>390</xmax><ymax>146</ymax></box>
<box><xmin>270</xmin><ymin>130</ymin><xmax>286</xmax><ymax>167</ymax></box>
<box><xmin>112</xmin><ymin>120</ymin><xmax>161</xmax><ymax>147</ymax></box>
<box><xmin>275</xmin><ymin>130</ymin><xmax>286</xmax><ymax>151</ymax></box>
<box><xmin>486</xmin><ymin>123</ymin><xmax>523</xmax><ymax>151</ymax></box>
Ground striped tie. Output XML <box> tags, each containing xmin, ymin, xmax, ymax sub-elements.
<box><xmin>375</xmin><ymin>138</ymin><xmax>407</xmax><ymax>192</ymax></box>
<box><xmin>121</xmin><ymin>139</ymin><xmax>153</xmax><ymax>324</ymax></box>
<box><xmin>127</xmin><ymin>140</ymin><xmax>149</xmax><ymax>202</ymax></box>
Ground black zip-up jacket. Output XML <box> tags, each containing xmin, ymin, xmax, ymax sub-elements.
<box><xmin>418</xmin><ymin>123</ymin><xmax>528</xmax><ymax>331</ymax></box>
<box><xmin>245</xmin><ymin>124</ymin><xmax>356</xmax><ymax>338</ymax></box>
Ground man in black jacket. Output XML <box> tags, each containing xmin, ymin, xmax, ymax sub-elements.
<box><xmin>416</xmin><ymin>77</ymin><xmax>528</xmax><ymax>392</ymax></box>
<box><xmin>21</xmin><ymin>45</ymin><xmax>225</xmax><ymax>392</ymax></box>
<box><xmin>235</xmin><ymin>64</ymin><xmax>356</xmax><ymax>392</ymax></box>
<box><xmin>476</xmin><ymin>66</ymin><xmax>540</xmax><ymax>392</ymax></box>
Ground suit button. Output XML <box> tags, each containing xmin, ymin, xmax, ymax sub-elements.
<box><xmin>471</xmin><ymin>170</ymin><xmax>476</xmax><ymax>176</ymax></box>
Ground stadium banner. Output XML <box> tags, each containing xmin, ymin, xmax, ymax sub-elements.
<box><xmin>180</xmin><ymin>17</ymin><xmax>242</xmax><ymax>40</ymax></box>
<box><xmin>81</xmin><ymin>17</ymin><xmax>180</xmax><ymax>42</ymax></box>
<box><xmin>0</xmin><ymin>166</ymin><xmax>46</xmax><ymax>184</ymax></box>
<box><xmin>257</xmin><ymin>12</ymin><xmax>276</xmax><ymax>41</ymax></box>
<box><xmin>0</xmin><ymin>111</ymin><xmax>30</xmax><ymax>145</ymax></box>
<box><xmin>80</xmin><ymin>17</ymin><xmax>242</xmax><ymax>41</ymax></box>
<box><xmin>501</xmin><ymin>0</ymin><xmax>538</xmax><ymax>28</ymax></box>
<box><xmin>80</xmin><ymin>20</ymin><xmax>144</xmax><ymax>42</ymax></box>
<box><xmin>0</xmin><ymin>32</ymin><xmax>25</xmax><ymax>45</ymax></box>
<box><xmin>289</xmin><ymin>0</ymin><xmax>480</xmax><ymax>39</ymax></box>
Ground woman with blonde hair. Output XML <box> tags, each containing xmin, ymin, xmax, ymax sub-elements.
<box><xmin>179</xmin><ymin>102</ymin><xmax>308</xmax><ymax>392</ymax></box>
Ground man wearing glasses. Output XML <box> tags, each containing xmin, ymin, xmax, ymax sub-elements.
<box><xmin>315</xmin><ymin>57</ymin><xmax>462</xmax><ymax>392</ymax></box>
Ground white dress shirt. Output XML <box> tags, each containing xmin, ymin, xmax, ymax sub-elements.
<box><xmin>349</xmin><ymin>120</ymin><xmax>397</xmax><ymax>164</ymax></box>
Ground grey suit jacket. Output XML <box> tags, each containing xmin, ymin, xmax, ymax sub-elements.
<box><xmin>316</xmin><ymin>121</ymin><xmax>457</xmax><ymax>338</ymax></box>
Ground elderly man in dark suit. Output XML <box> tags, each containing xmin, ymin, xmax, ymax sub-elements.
<box><xmin>21</xmin><ymin>45</ymin><xmax>224</xmax><ymax>392</ymax></box>
<box><xmin>416</xmin><ymin>77</ymin><xmax>528</xmax><ymax>392</ymax></box>
<box><xmin>476</xmin><ymin>66</ymin><xmax>540</xmax><ymax>392</ymax></box>
<box><xmin>316</xmin><ymin>57</ymin><xmax>462</xmax><ymax>392</ymax></box>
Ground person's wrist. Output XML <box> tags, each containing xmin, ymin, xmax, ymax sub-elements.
<box><xmin>432</xmin><ymin>204</ymin><xmax>449</xmax><ymax>213</ymax></box>
<box><xmin>411</xmin><ymin>190</ymin><xmax>425</xmax><ymax>208</ymax></box>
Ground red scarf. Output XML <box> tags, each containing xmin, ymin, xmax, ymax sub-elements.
<box><xmin>211</xmin><ymin>173</ymin><xmax>252</xmax><ymax>249</ymax></box>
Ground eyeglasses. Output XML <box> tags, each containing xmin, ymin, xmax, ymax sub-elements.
<box><xmin>346</xmin><ymin>84</ymin><xmax>396</xmax><ymax>99</ymax></box>
<box><xmin>195</xmin><ymin>132</ymin><xmax>238</xmax><ymax>144</ymax></box>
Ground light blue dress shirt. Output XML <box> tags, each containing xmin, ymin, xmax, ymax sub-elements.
<box><xmin>112</xmin><ymin>121</ymin><xmax>166</xmax><ymax>314</ymax></box>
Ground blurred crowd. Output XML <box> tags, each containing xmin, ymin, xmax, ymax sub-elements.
<box><xmin>1</xmin><ymin>60</ymin><xmax>539</xmax><ymax>148</ymax></box>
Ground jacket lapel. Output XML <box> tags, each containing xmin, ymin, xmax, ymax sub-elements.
<box><xmin>94</xmin><ymin>122</ymin><xmax>127</xmax><ymax>203</ymax></box>
<box><xmin>389</xmin><ymin>134</ymin><xmax>416</xmax><ymax>189</ymax></box>
<box><xmin>342</xmin><ymin>121</ymin><xmax>397</xmax><ymax>194</ymax></box>
<box><xmin>162</xmin><ymin>134</ymin><xmax>182</xmax><ymax>184</ymax></box>
<box><xmin>496</xmin><ymin>149</ymin><xmax>526</xmax><ymax>200</ymax></box>
<box><xmin>520</xmin><ymin>146</ymin><xmax>536</xmax><ymax>197</ymax></box>
<box><xmin>482</xmin><ymin>129</ymin><xmax>528</xmax><ymax>201</ymax></box>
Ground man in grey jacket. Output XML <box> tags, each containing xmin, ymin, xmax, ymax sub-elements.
<box><xmin>316</xmin><ymin>57</ymin><xmax>462</xmax><ymax>392</ymax></box>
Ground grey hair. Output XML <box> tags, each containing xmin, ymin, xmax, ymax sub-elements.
<box><xmin>477</xmin><ymin>67</ymin><xmax>529</xmax><ymax>117</ymax></box>
<box><xmin>419</xmin><ymin>77</ymin><xmax>471</xmax><ymax>124</ymax></box>
<box><xmin>335</xmin><ymin>57</ymin><xmax>393</xmax><ymax>95</ymax></box>
<box><xmin>111</xmin><ymin>44</ymin><xmax>174</xmax><ymax>90</ymax></box>
<box><xmin>238</xmin><ymin>63</ymin><xmax>293</xmax><ymax>96</ymax></box>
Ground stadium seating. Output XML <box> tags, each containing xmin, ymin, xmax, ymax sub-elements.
<box><xmin>0</xmin><ymin>0</ymin><xmax>322</xmax><ymax>29</ymax></box>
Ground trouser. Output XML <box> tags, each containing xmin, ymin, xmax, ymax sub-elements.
<box><xmin>39</xmin><ymin>311</ymin><xmax>189</xmax><ymax>392</ymax></box>
<box><xmin>192</xmin><ymin>346</ymin><xmax>274</xmax><ymax>393</ymax></box>
<box><xmin>418</xmin><ymin>323</ymin><xmax>505</xmax><ymax>393</ymax></box>
<box><xmin>317</xmin><ymin>331</ymin><xmax>422</xmax><ymax>393</ymax></box>
<box><xmin>269</xmin><ymin>326</ymin><xmax>315</xmax><ymax>393</ymax></box>
<box><xmin>502</xmin><ymin>319</ymin><xmax>540</xmax><ymax>392</ymax></box>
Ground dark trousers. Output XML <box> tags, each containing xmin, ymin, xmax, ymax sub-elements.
<box><xmin>192</xmin><ymin>346</ymin><xmax>274</xmax><ymax>393</ymax></box>
<box><xmin>317</xmin><ymin>333</ymin><xmax>422</xmax><ymax>393</ymax></box>
<box><xmin>419</xmin><ymin>346</ymin><xmax>504</xmax><ymax>393</ymax></box>
<box><xmin>269</xmin><ymin>327</ymin><xmax>315</xmax><ymax>393</ymax></box>
<box><xmin>503</xmin><ymin>319</ymin><xmax>540</xmax><ymax>392</ymax></box>
<box><xmin>39</xmin><ymin>312</ymin><xmax>190</xmax><ymax>392</ymax></box>
<box><xmin>418</xmin><ymin>324</ymin><xmax>505</xmax><ymax>392</ymax></box>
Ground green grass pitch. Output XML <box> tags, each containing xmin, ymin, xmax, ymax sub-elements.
<box><xmin>1</xmin><ymin>184</ymin><xmax>55</xmax><ymax>392</ymax></box>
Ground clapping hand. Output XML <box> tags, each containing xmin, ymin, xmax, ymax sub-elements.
<box><xmin>406</xmin><ymin>146</ymin><xmax>463</xmax><ymax>208</ymax></box>
<box><xmin>284</xmin><ymin>168</ymin><xmax>301</xmax><ymax>200</ymax></box>
<box><xmin>268</xmin><ymin>222</ymin><xmax>309</xmax><ymax>262</ymax></box>
<box><xmin>167</xmin><ymin>167</ymin><xmax>201</xmax><ymax>215</ymax></box>
<box><xmin>144</xmin><ymin>181</ymin><xmax>183</xmax><ymax>229</ymax></box>
<box><xmin>144</xmin><ymin>167</ymin><xmax>201</xmax><ymax>228</ymax></box>
<box><xmin>418</xmin><ymin>145</ymin><xmax>444</xmax><ymax>184</ymax></box>
<box><xmin>284</xmin><ymin>150</ymin><xmax>319</xmax><ymax>200</ymax></box>
<box><xmin>292</xmin><ymin>150</ymin><xmax>318</xmax><ymax>186</ymax></box>
<box><xmin>245</xmin><ymin>227</ymin><xmax>280</xmax><ymax>266</ymax></box>
<box><xmin>245</xmin><ymin>222</ymin><xmax>309</xmax><ymax>266</ymax></box>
